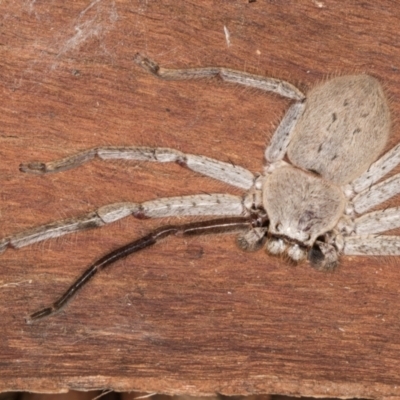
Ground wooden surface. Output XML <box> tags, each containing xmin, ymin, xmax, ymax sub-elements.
<box><xmin>1</xmin><ymin>1</ymin><xmax>400</xmax><ymax>398</ymax></box>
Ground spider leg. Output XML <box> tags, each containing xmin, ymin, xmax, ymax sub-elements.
<box><xmin>134</xmin><ymin>54</ymin><xmax>306</xmax><ymax>165</ymax></box>
<box><xmin>20</xmin><ymin>146</ymin><xmax>255</xmax><ymax>190</ymax></box>
<box><xmin>264</xmin><ymin>101</ymin><xmax>306</xmax><ymax>163</ymax></box>
<box><xmin>354</xmin><ymin>207</ymin><xmax>400</xmax><ymax>235</ymax></box>
<box><xmin>351</xmin><ymin>172</ymin><xmax>400</xmax><ymax>214</ymax></box>
<box><xmin>351</xmin><ymin>142</ymin><xmax>400</xmax><ymax>194</ymax></box>
<box><xmin>343</xmin><ymin>235</ymin><xmax>400</xmax><ymax>256</ymax></box>
<box><xmin>26</xmin><ymin>216</ymin><xmax>253</xmax><ymax>323</ymax></box>
<box><xmin>134</xmin><ymin>53</ymin><xmax>305</xmax><ymax>101</ymax></box>
<box><xmin>347</xmin><ymin>142</ymin><xmax>400</xmax><ymax>214</ymax></box>
<box><xmin>0</xmin><ymin>194</ymin><xmax>245</xmax><ymax>253</ymax></box>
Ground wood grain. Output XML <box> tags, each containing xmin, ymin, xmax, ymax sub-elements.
<box><xmin>1</xmin><ymin>1</ymin><xmax>400</xmax><ymax>399</ymax></box>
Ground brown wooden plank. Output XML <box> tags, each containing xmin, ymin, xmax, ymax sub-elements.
<box><xmin>1</xmin><ymin>1</ymin><xmax>400</xmax><ymax>398</ymax></box>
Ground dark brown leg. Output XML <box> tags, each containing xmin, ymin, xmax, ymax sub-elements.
<box><xmin>26</xmin><ymin>217</ymin><xmax>253</xmax><ymax>323</ymax></box>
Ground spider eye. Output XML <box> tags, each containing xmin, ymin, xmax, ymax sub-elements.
<box><xmin>275</xmin><ymin>223</ymin><xmax>283</xmax><ymax>232</ymax></box>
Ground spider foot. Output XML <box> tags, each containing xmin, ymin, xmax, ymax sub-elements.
<box><xmin>25</xmin><ymin>306</ymin><xmax>56</xmax><ymax>324</ymax></box>
<box><xmin>19</xmin><ymin>162</ymin><xmax>47</xmax><ymax>174</ymax></box>
<box><xmin>133</xmin><ymin>53</ymin><xmax>160</xmax><ymax>76</ymax></box>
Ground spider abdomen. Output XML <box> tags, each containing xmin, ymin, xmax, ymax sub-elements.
<box><xmin>287</xmin><ymin>75</ymin><xmax>390</xmax><ymax>185</ymax></box>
